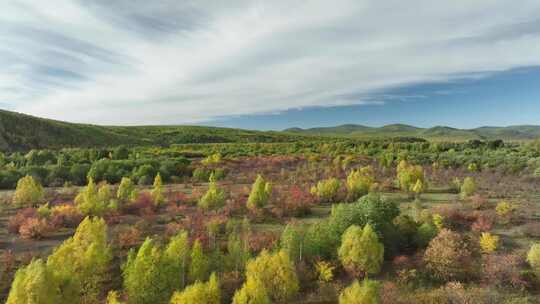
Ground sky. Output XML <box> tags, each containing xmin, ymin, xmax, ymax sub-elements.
<box><xmin>1</xmin><ymin>1</ymin><xmax>540</xmax><ymax>130</ymax></box>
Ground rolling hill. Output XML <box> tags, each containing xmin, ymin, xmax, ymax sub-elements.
<box><xmin>0</xmin><ymin>109</ymin><xmax>309</xmax><ymax>151</ymax></box>
<box><xmin>285</xmin><ymin>123</ymin><xmax>540</xmax><ymax>141</ymax></box>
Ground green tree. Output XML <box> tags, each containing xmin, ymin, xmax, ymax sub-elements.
<box><xmin>280</xmin><ymin>223</ymin><xmax>303</xmax><ymax>264</ymax></box>
<box><xmin>247</xmin><ymin>174</ymin><xmax>272</xmax><ymax>210</ymax></box>
<box><xmin>232</xmin><ymin>277</ymin><xmax>271</xmax><ymax>304</ymax></box>
<box><xmin>396</xmin><ymin>160</ymin><xmax>425</xmax><ymax>194</ymax></box>
<box><xmin>198</xmin><ymin>173</ymin><xmax>226</xmax><ymax>210</ymax></box>
<box><xmin>245</xmin><ymin>249</ymin><xmax>299</xmax><ymax>303</ymax></box>
<box><xmin>460</xmin><ymin>177</ymin><xmax>476</xmax><ymax>199</ymax></box>
<box><xmin>226</xmin><ymin>232</ymin><xmax>250</xmax><ymax>273</ymax></box>
<box><xmin>338</xmin><ymin>224</ymin><xmax>384</xmax><ymax>277</ymax></box>
<box><xmin>47</xmin><ymin>216</ymin><xmax>112</xmax><ymax>303</ymax></box>
<box><xmin>311</xmin><ymin>178</ymin><xmax>341</xmax><ymax>203</ymax></box>
<box><xmin>117</xmin><ymin>177</ymin><xmax>137</xmax><ymax>202</ymax></box>
<box><xmin>6</xmin><ymin>259</ymin><xmax>60</xmax><ymax>304</ymax></box>
<box><xmin>163</xmin><ymin>231</ymin><xmax>191</xmax><ymax>291</ymax></box>
<box><xmin>346</xmin><ymin>166</ymin><xmax>375</xmax><ymax>201</ymax></box>
<box><xmin>170</xmin><ymin>273</ymin><xmax>220</xmax><ymax>304</ymax></box>
<box><xmin>107</xmin><ymin>291</ymin><xmax>125</xmax><ymax>304</ymax></box>
<box><xmin>12</xmin><ymin>175</ymin><xmax>44</xmax><ymax>207</ymax></box>
<box><xmin>75</xmin><ymin>178</ymin><xmax>110</xmax><ymax>216</ymax></box>
<box><xmin>123</xmin><ymin>238</ymin><xmax>168</xmax><ymax>304</ymax></box>
<box><xmin>339</xmin><ymin>278</ymin><xmax>381</xmax><ymax>304</ymax></box>
<box><xmin>151</xmin><ymin>173</ymin><xmax>164</xmax><ymax>205</ymax></box>
<box><xmin>189</xmin><ymin>239</ymin><xmax>209</xmax><ymax>283</ymax></box>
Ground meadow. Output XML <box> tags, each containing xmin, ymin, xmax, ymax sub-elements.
<box><xmin>1</xmin><ymin>139</ymin><xmax>540</xmax><ymax>303</ymax></box>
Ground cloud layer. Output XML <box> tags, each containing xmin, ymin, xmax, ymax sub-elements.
<box><xmin>2</xmin><ymin>0</ymin><xmax>540</xmax><ymax>125</ymax></box>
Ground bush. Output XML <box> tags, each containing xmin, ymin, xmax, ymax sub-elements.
<box><xmin>12</xmin><ymin>175</ymin><xmax>44</xmax><ymax>207</ymax></box>
<box><xmin>339</xmin><ymin>278</ymin><xmax>381</xmax><ymax>304</ymax></box>
<box><xmin>460</xmin><ymin>177</ymin><xmax>476</xmax><ymax>199</ymax></box>
<box><xmin>19</xmin><ymin>217</ymin><xmax>51</xmax><ymax>239</ymax></box>
<box><xmin>424</xmin><ymin>229</ymin><xmax>472</xmax><ymax>282</ymax></box>
<box><xmin>479</xmin><ymin>232</ymin><xmax>499</xmax><ymax>254</ymax></box>
<box><xmin>482</xmin><ymin>253</ymin><xmax>528</xmax><ymax>289</ymax></box>
<box><xmin>527</xmin><ymin>243</ymin><xmax>540</xmax><ymax>276</ymax></box>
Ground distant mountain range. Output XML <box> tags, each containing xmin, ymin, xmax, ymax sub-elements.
<box><xmin>284</xmin><ymin>123</ymin><xmax>540</xmax><ymax>141</ymax></box>
<box><xmin>1</xmin><ymin>108</ymin><xmax>538</xmax><ymax>152</ymax></box>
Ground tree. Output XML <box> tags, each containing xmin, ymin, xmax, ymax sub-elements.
<box><xmin>47</xmin><ymin>216</ymin><xmax>112</xmax><ymax>303</ymax></box>
<box><xmin>75</xmin><ymin>178</ymin><xmax>110</xmax><ymax>216</ymax></box>
<box><xmin>424</xmin><ymin>229</ymin><xmax>472</xmax><ymax>281</ymax></box>
<box><xmin>245</xmin><ymin>250</ymin><xmax>299</xmax><ymax>303</ymax></box>
<box><xmin>151</xmin><ymin>173</ymin><xmax>164</xmax><ymax>205</ymax></box>
<box><xmin>107</xmin><ymin>291</ymin><xmax>125</xmax><ymax>304</ymax></box>
<box><xmin>346</xmin><ymin>167</ymin><xmax>375</xmax><ymax>201</ymax></box>
<box><xmin>412</xmin><ymin>179</ymin><xmax>424</xmax><ymax>198</ymax></box>
<box><xmin>396</xmin><ymin>160</ymin><xmax>425</xmax><ymax>195</ymax></box>
<box><xmin>247</xmin><ymin>174</ymin><xmax>272</xmax><ymax>211</ymax></box>
<box><xmin>413</xmin><ymin>222</ymin><xmax>438</xmax><ymax>248</ymax></box>
<box><xmin>479</xmin><ymin>232</ymin><xmax>499</xmax><ymax>254</ymax></box>
<box><xmin>338</xmin><ymin>224</ymin><xmax>384</xmax><ymax>277</ymax></box>
<box><xmin>339</xmin><ymin>278</ymin><xmax>381</xmax><ymax>304</ymax></box>
<box><xmin>12</xmin><ymin>175</ymin><xmax>44</xmax><ymax>207</ymax></box>
<box><xmin>170</xmin><ymin>273</ymin><xmax>220</xmax><ymax>304</ymax></box>
<box><xmin>280</xmin><ymin>223</ymin><xmax>303</xmax><ymax>264</ymax></box>
<box><xmin>6</xmin><ymin>259</ymin><xmax>60</xmax><ymax>304</ymax></box>
<box><xmin>527</xmin><ymin>243</ymin><xmax>540</xmax><ymax>276</ymax></box>
<box><xmin>198</xmin><ymin>173</ymin><xmax>225</xmax><ymax>210</ymax></box>
<box><xmin>163</xmin><ymin>231</ymin><xmax>191</xmax><ymax>291</ymax></box>
<box><xmin>232</xmin><ymin>277</ymin><xmax>271</xmax><ymax>304</ymax></box>
<box><xmin>117</xmin><ymin>177</ymin><xmax>137</xmax><ymax>202</ymax></box>
<box><xmin>311</xmin><ymin>178</ymin><xmax>341</xmax><ymax>203</ymax></box>
<box><xmin>460</xmin><ymin>177</ymin><xmax>476</xmax><ymax>199</ymax></box>
<box><xmin>315</xmin><ymin>260</ymin><xmax>335</xmax><ymax>283</ymax></box>
<box><xmin>189</xmin><ymin>239</ymin><xmax>209</xmax><ymax>283</ymax></box>
<box><xmin>226</xmin><ymin>232</ymin><xmax>250</xmax><ymax>273</ymax></box>
<box><xmin>123</xmin><ymin>238</ymin><xmax>168</xmax><ymax>304</ymax></box>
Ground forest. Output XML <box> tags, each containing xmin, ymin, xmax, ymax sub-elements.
<box><xmin>1</xmin><ymin>138</ymin><xmax>540</xmax><ymax>303</ymax></box>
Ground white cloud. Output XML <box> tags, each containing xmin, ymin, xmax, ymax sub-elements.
<box><xmin>1</xmin><ymin>0</ymin><xmax>540</xmax><ymax>124</ymax></box>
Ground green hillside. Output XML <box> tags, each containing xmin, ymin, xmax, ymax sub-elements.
<box><xmin>0</xmin><ymin>110</ymin><xmax>309</xmax><ymax>151</ymax></box>
<box><xmin>285</xmin><ymin>123</ymin><xmax>540</xmax><ymax>141</ymax></box>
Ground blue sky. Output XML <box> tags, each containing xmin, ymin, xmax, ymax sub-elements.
<box><xmin>1</xmin><ymin>1</ymin><xmax>540</xmax><ymax>129</ymax></box>
<box><xmin>212</xmin><ymin>67</ymin><xmax>540</xmax><ymax>130</ymax></box>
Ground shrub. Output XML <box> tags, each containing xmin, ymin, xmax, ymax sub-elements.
<box><xmin>311</xmin><ymin>178</ymin><xmax>341</xmax><ymax>203</ymax></box>
<box><xmin>339</xmin><ymin>278</ymin><xmax>381</xmax><ymax>304</ymax></box>
<box><xmin>495</xmin><ymin>201</ymin><xmax>515</xmax><ymax>224</ymax></box>
<box><xmin>201</xmin><ymin>153</ymin><xmax>222</xmax><ymax>165</ymax></box>
<box><xmin>273</xmin><ymin>185</ymin><xmax>315</xmax><ymax>217</ymax></box>
<box><xmin>315</xmin><ymin>260</ymin><xmax>335</xmax><ymax>283</ymax></box>
<box><xmin>12</xmin><ymin>175</ymin><xmax>44</xmax><ymax>207</ymax></box>
<box><xmin>338</xmin><ymin>224</ymin><xmax>384</xmax><ymax>277</ymax></box>
<box><xmin>50</xmin><ymin>204</ymin><xmax>83</xmax><ymax>228</ymax></box>
<box><xmin>19</xmin><ymin>217</ymin><xmax>50</xmax><ymax>239</ymax></box>
<box><xmin>7</xmin><ymin>208</ymin><xmax>37</xmax><ymax>234</ymax></box>
<box><xmin>247</xmin><ymin>175</ymin><xmax>272</xmax><ymax>211</ymax></box>
<box><xmin>527</xmin><ymin>243</ymin><xmax>540</xmax><ymax>276</ymax></box>
<box><xmin>170</xmin><ymin>273</ymin><xmax>220</xmax><ymax>304</ymax></box>
<box><xmin>245</xmin><ymin>249</ymin><xmax>299</xmax><ymax>303</ymax></box>
<box><xmin>424</xmin><ymin>229</ymin><xmax>472</xmax><ymax>282</ymax></box>
<box><xmin>482</xmin><ymin>253</ymin><xmax>528</xmax><ymax>289</ymax></box>
<box><xmin>479</xmin><ymin>232</ymin><xmax>499</xmax><ymax>254</ymax></box>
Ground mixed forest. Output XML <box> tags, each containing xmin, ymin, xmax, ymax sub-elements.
<box><xmin>1</xmin><ymin>123</ymin><xmax>540</xmax><ymax>303</ymax></box>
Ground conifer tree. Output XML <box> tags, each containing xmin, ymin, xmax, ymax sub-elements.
<box><xmin>338</xmin><ymin>224</ymin><xmax>384</xmax><ymax>277</ymax></box>
<box><xmin>189</xmin><ymin>239</ymin><xmax>209</xmax><ymax>283</ymax></box>
<box><xmin>6</xmin><ymin>259</ymin><xmax>60</xmax><ymax>304</ymax></box>
<box><xmin>247</xmin><ymin>174</ymin><xmax>272</xmax><ymax>210</ymax></box>
<box><xmin>47</xmin><ymin>216</ymin><xmax>112</xmax><ymax>303</ymax></box>
<box><xmin>117</xmin><ymin>177</ymin><xmax>137</xmax><ymax>202</ymax></box>
<box><xmin>151</xmin><ymin>173</ymin><xmax>164</xmax><ymax>205</ymax></box>
<box><xmin>199</xmin><ymin>173</ymin><xmax>226</xmax><ymax>210</ymax></box>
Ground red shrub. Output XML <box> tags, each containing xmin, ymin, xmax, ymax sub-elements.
<box><xmin>116</xmin><ymin>227</ymin><xmax>142</xmax><ymax>249</ymax></box>
<box><xmin>8</xmin><ymin>208</ymin><xmax>37</xmax><ymax>233</ymax></box>
<box><xmin>50</xmin><ymin>204</ymin><xmax>83</xmax><ymax>228</ymax></box>
<box><xmin>249</xmin><ymin>231</ymin><xmax>278</xmax><ymax>253</ymax></box>
<box><xmin>273</xmin><ymin>185</ymin><xmax>315</xmax><ymax>218</ymax></box>
<box><xmin>482</xmin><ymin>253</ymin><xmax>528</xmax><ymax>290</ymax></box>
<box><xmin>471</xmin><ymin>215</ymin><xmax>493</xmax><ymax>233</ymax></box>
<box><xmin>19</xmin><ymin>217</ymin><xmax>51</xmax><ymax>239</ymax></box>
<box><xmin>123</xmin><ymin>192</ymin><xmax>156</xmax><ymax>217</ymax></box>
